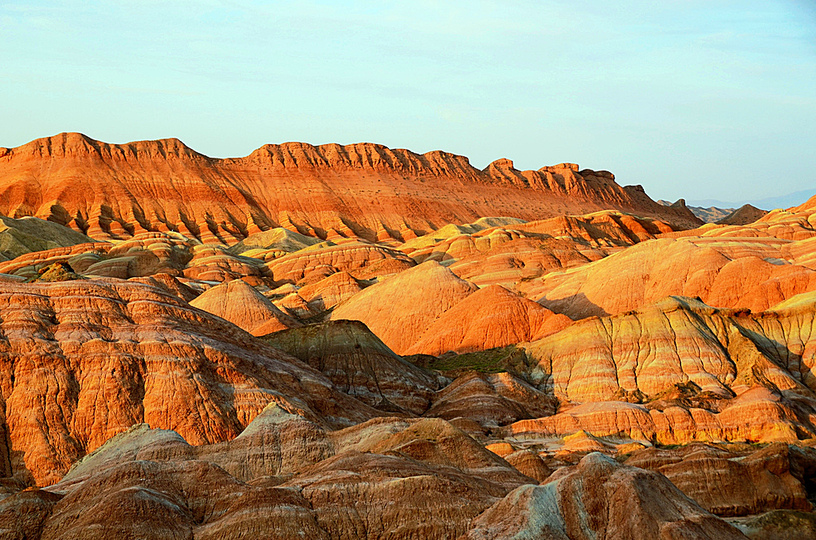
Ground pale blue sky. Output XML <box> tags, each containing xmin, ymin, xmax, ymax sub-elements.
<box><xmin>2</xmin><ymin>1</ymin><xmax>815</xmax><ymax>203</ymax></box>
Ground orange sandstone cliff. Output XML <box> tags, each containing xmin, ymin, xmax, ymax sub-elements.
<box><xmin>0</xmin><ymin>133</ymin><xmax>701</xmax><ymax>243</ymax></box>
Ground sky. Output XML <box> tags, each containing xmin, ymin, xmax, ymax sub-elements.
<box><xmin>1</xmin><ymin>0</ymin><xmax>815</xmax><ymax>203</ymax></box>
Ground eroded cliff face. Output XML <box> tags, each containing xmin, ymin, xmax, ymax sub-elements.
<box><xmin>2</xmin><ymin>138</ymin><xmax>816</xmax><ymax>538</ymax></box>
<box><xmin>0</xmin><ymin>279</ymin><xmax>379</xmax><ymax>485</ymax></box>
<box><xmin>0</xmin><ymin>133</ymin><xmax>701</xmax><ymax>244</ymax></box>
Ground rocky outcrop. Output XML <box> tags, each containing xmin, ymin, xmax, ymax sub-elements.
<box><xmin>260</xmin><ymin>320</ymin><xmax>442</xmax><ymax>414</ymax></box>
<box><xmin>330</xmin><ymin>261</ymin><xmax>478</xmax><ymax>354</ymax></box>
<box><xmin>466</xmin><ymin>452</ymin><xmax>747</xmax><ymax>539</ymax></box>
<box><xmin>424</xmin><ymin>371</ymin><xmax>557</xmax><ymax>427</ymax></box>
<box><xmin>0</xmin><ymin>133</ymin><xmax>701</xmax><ymax>246</ymax></box>
<box><xmin>229</xmin><ymin>226</ymin><xmax>322</xmax><ymax>255</ymax></box>
<box><xmin>265</xmin><ymin>240</ymin><xmax>415</xmax><ymax>285</ymax></box>
<box><xmin>0</xmin><ymin>413</ymin><xmax>540</xmax><ymax>540</ymax></box>
<box><xmin>625</xmin><ymin>443</ymin><xmax>816</xmax><ymax>516</ymax></box>
<box><xmin>0</xmin><ymin>215</ymin><xmax>94</xmax><ymax>261</ymax></box>
<box><xmin>189</xmin><ymin>278</ymin><xmax>300</xmax><ymax>335</ymax></box>
<box><xmin>296</xmin><ymin>270</ymin><xmax>365</xmax><ymax>312</ymax></box>
<box><xmin>401</xmin><ymin>211</ymin><xmax>679</xmax><ymax>289</ymax></box>
<box><xmin>522</xmin><ymin>199</ymin><xmax>816</xmax><ymax>318</ymax></box>
<box><xmin>0</xmin><ymin>279</ymin><xmax>378</xmax><ymax>485</ymax></box>
<box><xmin>525</xmin><ymin>295</ymin><xmax>816</xmax><ymax>403</ymax></box>
<box><xmin>717</xmin><ymin>204</ymin><xmax>768</xmax><ymax>225</ymax></box>
<box><xmin>688</xmin><ymin>205</ymin><xmax>736</xmax><ymax>223</ymax></box>
<box><xmin>527</xmin><ymin>237</ymin><xmax>816</xmax><ymax>319</ymax></box>
<box><xmin>405</xmin><ymin>285</ymin><xmax>571</xmax><ymax>356</ymax></box>
<box><xmin>491</xmin><ymin>294</ymin><xmax>816</xmax><ymax>448</ymax></box>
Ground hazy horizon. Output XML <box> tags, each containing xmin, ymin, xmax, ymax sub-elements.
<box><xmin>2</xmin><ymin>1</ymin><xmax>815</xmax><ymax>203</ymax></box>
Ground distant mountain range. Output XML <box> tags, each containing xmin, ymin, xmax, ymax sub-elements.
<box><xmin>687</xmin><ymin>189</ymin><xmax>816</xmax><ymax>211</ymax></box>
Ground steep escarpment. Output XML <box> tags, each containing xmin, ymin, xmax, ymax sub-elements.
<box><xmin>0</xmin><ymin>133</ymin><xmax>701</xmax><ymax>244</ymax></box>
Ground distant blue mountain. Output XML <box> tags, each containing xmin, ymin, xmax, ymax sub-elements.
<box><xmin>688</xmin><ymin>189</ymin><xmax>816</xmax><ymax>211</ymax></box>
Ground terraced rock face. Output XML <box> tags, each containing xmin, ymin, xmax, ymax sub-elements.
<box><xmin>0</xmin><ymin>279</ymin><xmax>379</xmax><ymax>485</ymax></box>
<box><xmin>1</xmin><ymin>411</ymin><xmax>759</xmax><ymax>540</ymax></box>
<box><xmin>506</xmin><ymin>294</ymin><xmax>816</xmax><ymax>446</ymax></box>
<box><xmin>0</xmin><ymin>133</ymin><xmax>700</xmax><ymax>244</ymax></box>
<box><xmin>264</xmin><ymin>240</ymin><xmax>415</xmax><ymax>285</ymax></box>
<box><xmin>423</xmin><ymin>371</ymin><xmax>557</xmax><ymax>427</ymax></box>
<box><xmin>624</xmin><ymin>443</ymin><xmax>816</xmax><ymax>517</ymax></box>
<box><xmin>525</xmin><ymin>295</ymin><xmax>816</xmax><ymax>402</ymax></box>
<box><xmin>3</xmin><ymin>137</ymin><xmax>816</xmax><ymax>537</ymax></box>
<box><xmin>400</xmin><ymin>211</ymin><xmax>680</xmax><ymax>289</ymax></box>
<box><xmin>0</xmin><ymin>413</ymin><xmax>532</xmax><ymax>540</ymax></box>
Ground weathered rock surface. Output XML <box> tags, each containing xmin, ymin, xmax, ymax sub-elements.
<box><xmin>0</xmin><ymin>133</ymin><xmax>701</xmax><ymax>245</ymax></box>
<box><xmin>296</xmin><ymin>270</ymin><xmax>365</xmax><ymax>312</ymax></box>
<box><xmin>229</xmin><ymin>226</ymin><xmax>322</xmax><ymax>255</ymax></box>
<box><xmin>189</xmin><ymin>278</ymin><xmax>300</xmax><ymax>335</ymax></box>
<box><xmin>265</xmin><ymin>240</ymin><xmax>414</xmax><ymax>285</ymax></box>
<box><xmin>526</xmin><ymin>201</ymin><xmax>816</xmax><ymax>318</ymax></box>
<box><xmin>466</xmin><ymin>452</ymin><xmax>747</xmax><ymax>540</ymax></box>
<box><xmin>625</xmin><ymin>443</ymin><xmax>816</xmax><ymax>516</ymax></box>
<box><xmin>3</xmin><ymin>136</ymin><xmax>816</xmax><ymax>537</ymax></box>
<box><xmin>424</xmin><ymin>371</ymin><xmax>557</xmax><ymax>427</ymax></box>
<box><xmin>0</xmin><ymin>279</ymin><xmax>378</xmax><ymax>485</ymax></box>
<box><xmin>717</xmin><ymin>204</ymin><xmax>768</xmax><ymax>225</ymax></box>
<box><xmin>524</xmin><ymin>295</ymin><xmax>816</xmax><ymax>405</ymax></box>
<box><xmin>528</xmin><ymin>237</ymin><xmax>816</xmax><ymax>319</ymax></box>
<box><xmin>406</xmin><ymin>284</ymin><xmax>571</xmax><ymax>356</ymax></box>
<box><xmin>0</xmin><ymin>215</ymin><xmax>94</xmax><ymax>261</ymax></box>
<box><xmin>687</xmin><ymin>204</ymin><xmax>736</xmax><ymax>223</ymax></box>
<box><xmin>330</xmin><ymin>260</ymin><xmax>478</xmax><ymax>354</ymax></box>
<box><xmin>0</xmin><ymin>412</ymin><xmax>543</xmax><ymax>540</ymax></box>
<box><xmin>733</xmin><ymin>509</ymin><xmax>816</xmax><ymax>540</ymax></box>
<box><xmin>401</xmin><ymin>211</ymin><xmax>679</xmax><ymax>290</ymax></box>
<box><xmin>261</xmin><ymin>320</ymin><xmax>442</xmax><ymax>414</ymax></box>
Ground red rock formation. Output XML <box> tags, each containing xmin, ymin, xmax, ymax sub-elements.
<box><xmin>0</xmin><ymin>133</ymin><xmax>701</xmax><ymax>245</ymax></box>
<box><xmin>625</xmin><ymin>443</ymin><xmax>816</xmax><ymax>516</ymax></box>
<box><xmin>189</xmin><ymin>278</ymin><xmax>300</xmax><ymax>335</ymax></box>
<box><xmin>467</xmin><ymin>452</ymin><xmax>747</xmax><ymax>539</ymax></box>
<box><xmin>400</xmin><ymin>211</ymin><xmax>679</xmax><ymax>289</ymax></box>
<box><xmin>406</xmin><ymin>285</ymin><xmax>571</xmax><ymax>356</ymax></box>
<box><xmin>260</xmin><ymin>320</ymin><xmax>442</xmax><ymax>414</ymax></box>
<box><xmin>525</xmin><ymin>295</ymin><xmax>816</xmax><ymax>404</ymax></box>
<box><xmin>330</xmin><ymin>261</ymin><xmax>478</xmax><ymax>354</ymax></box>
<box><xmin>264</xmin><ymin>240</ymin><xmax>414</xmax><ymax>285</ymax></box>
<box><xmin>527</xmin><ymin>237</ymin><xmax>816</xmax><ymax>319</ymax></box>
<box><xmin>423</xmin><ymin>371</ymin><xmax>557</xmax><ymax>427</ymax></box>
<box><xmin>0</xmin><ymin>412</ymin><xmax>540</xmax><ymax>540</ymax></box>
<box><xmin>0</xmin><ymin>279</ymin><xmax>378</xmax><ymax>485</ymax></box>
<box><xmin>521</xmin><ymin>200</ymin><xmax>816</xmax><ymax>318</ymax></box>
<box><xmin>296</xmin><ymin>270</ymin><xmax>365</xmax><ymax>311</ymax></box>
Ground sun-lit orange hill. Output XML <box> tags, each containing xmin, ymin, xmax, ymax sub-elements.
<box><xmin>0</xmin><ymin>133</ymin><xmax>700</xmax><ymax>243</ymax></box>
